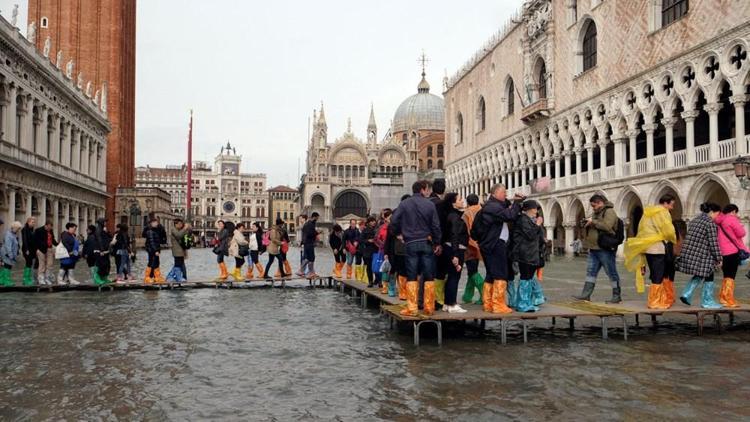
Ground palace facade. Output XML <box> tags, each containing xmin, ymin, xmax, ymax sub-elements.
<box><xmin>444</xmin><ymin>0</ymin><xmax>750</xmax><ymax>254</ymax></box>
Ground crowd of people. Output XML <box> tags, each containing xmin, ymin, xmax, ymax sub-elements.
<box><xmin>0</xmin><ymin>180</ymin><xmax>746</xmax><ymax>315</ymax></box>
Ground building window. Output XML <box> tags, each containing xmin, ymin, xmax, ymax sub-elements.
<box><xmin>427</xmin><ymin>159</ymin><xmax>433</xmax><ymax>170</ymax></box>
<box><xmin>437</xmin><ymin>160</ymin><xmax>443</xmax><ymax>170</ymax></box>
<box><xmin>456</xmin><ymin>113</ymin><xmax>464</xmax><ymax>144</ymax></box>
<box><xmin>662</xmin><ymin>0</ymin><xmax>688</xmax><ymax>26</ymax></box>
<box><xmin>477</xmin><ymin>96</ymin><xmax>486</xmax><ymax>131</ymax></box>
<box><xmin>41</xmin><ymin>17</ymin><xmax>48</xmax><ymax>28</ymax></box>
<box><xmin>582</xmin><ymin>20</ymin><xmax>597</xmax><ymax>71</ymax></box>
<box><xmin>506</xmin><ymin>78</ymin><xmax>515</xmax><ymax>115</ymax></box>
<box><xmin>537</xmin><ymin>61</ymin><xmax>547</xmax><ymax>99</ymax></box>
<box><xmin>427</xmin><ymin>146</ymin><xmax>433</xmax><ymax>157</ymax></box>
<box><xmin>437</xmin><ymin>144</ymin><xmax>444</xmax><ymax>158</ymax></box>
<box><xmin>568</xmin><ymin>0</ymin><xmax>577</xmax><ymax>26</ymax></box>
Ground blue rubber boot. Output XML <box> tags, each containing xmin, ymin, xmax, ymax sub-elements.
<box><xmin>679</xmin><ymin>276</ymin><xmax>701</xmax><ymax>306</ymax></box>
<box><xmin>516</xmin><ymin>279</ymin><xmax>539</xmax><ymax>312</ymax></box>
<box><xmin>387</xmin><ymin>274</ymin><xmax>396</xmax><ymax>297</ymax></box>
<box><xmin>166</xmin><ymin>267</ymin><xmax>180</xmax><ymax>283</ymax></box>
<box><xmin>531</xmin><ymin>277</ymin><xmax>546</xmax><ymax>306</ymax></box>
<box><xmin>700</xmin><ymin>281</ymin><xmax>722</xmax><ymax>309</ymax></box>
<box><xmin>507</xmin><ymin>279</ymin><xmax>518</xmax><ymax>310</ymax></box>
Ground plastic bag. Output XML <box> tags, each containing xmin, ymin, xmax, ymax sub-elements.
<box><xmin>379</xmin><ymin>258</ymin><xmax>391</xmax><ymax>274</ymax></box>
<box><xmin>371</xmin><ymin>252</ymin><xmax>384</xmax><ymax>274</ymax></box>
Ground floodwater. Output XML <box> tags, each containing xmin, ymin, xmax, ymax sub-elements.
<box><xmin>1</xmin><ymin>247</ymin><xmax>750</xmax><ymax>421</ymax></box>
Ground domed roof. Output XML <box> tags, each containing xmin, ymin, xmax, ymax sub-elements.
<box><xmin>392</xmin><ymin>72</ymin><xmax>445</xmax><ymax>133</ymax></box>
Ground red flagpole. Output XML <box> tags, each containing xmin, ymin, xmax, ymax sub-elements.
<box><xmin>187</xmin><ymin>109</ymin><xmax>193</xmax><ymax>221</ymax></box>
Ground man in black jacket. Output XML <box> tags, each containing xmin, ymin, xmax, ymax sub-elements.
<box><xmin>342</xmin><ymin>219</ymin><xmax>360</xmax><ymax>279</ymax></box>
<box><xmin>20</xmin><ymin>217</ymin><xmax>36</xmax><ymax>286</ymax></box>
<box><xmin>33</xmin><ymin>221</ymin><xmax>57</xmax><ymax>285</ymax></box>
<box><xmin>298</xmin><ymin>212</ymin><xmax>320</xmax><ymax>278</ymax></box>
<box><xmin>478</xmin><ymin>184</ymin><xmax>524</xmax><ymax>314</ymax></box>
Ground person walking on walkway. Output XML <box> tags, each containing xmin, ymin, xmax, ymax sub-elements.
<box><xmin>511</xmin><ymin>200</ymin><xmax>547</xmax><ymax>312</ymax></box>
<box><xmin>715</xmin><ymin>204</ymin><xmax>747</xmax><ymax>308</ymax></box>
<box><xmin>82</xmin><ymin>225</ymin><xmax>97</xmax><ymax>284</ymax></box>
<box><xmin>114</xmin><ymin>224</ymin><xmax>133</xmax><ymax>283</ymax></box>
<box><xmin>477</xmin><ymin>184</ymin><xmax>523</xmax><ymax>314</ymax></box>
<box><xmin>624</xmin><ymin>194</ymin><xmax>677</xmax><ymax>309</ymax></box>
<box><xmin>92</xmin><ymin>218</ymin><xmax>112</xmax><ymax>286</ymax></box>
<box><xmin>442</xmin><ymin>193</ymin><xmax>468</xmax><ymax>314</ymax></box>
<box><xmin>33</xmin><ymin>221</ymin><xmax>57</xmax><ymax>285</ymax></box>
<box><xmin>678</xmin><ymin>202</ymin><xmax>723</xmax><ymax>309</ymax></box>
<box><xmin>264</xmin><ymin>218</ymin><xmax>287</xmax><ymax>279</ymax></box>
<box><xmin>20</xmin><ymin>217</ymin><xmax>36</xmax><ymax>286</ymax></box>
<box><xmin>360</xmin><ymin>216</ymin><xmax>379</xmax><ymax>288</ymax></box>
<box><xmin>58</xmin><ymin>222</ymin><xmax>81</xmax><ymax>285</ymax></box>
<box><xmin>298</xmin><ymin>212</ymin><xmax>320</xmax><ymax>278</ymax></box>
<box><xmin>244</xmin><ymin>222</ymin><xmax>264</xmax><ymax>280</ymax></box>
<box><xmin>229</xmin><ymin>222</ymin><xmax>250</xmax><ymax>281</ymax></box>
<box><xmin>167</xmin><ymin>219</ymin><xmax>191</xmax><ymax>283</ymax></box>
<box><xmin>343</xmin><ymin>219</ymin><xmax>360</xmax><ymax>280</ymax></box>
<box><xmin>390</xmin><ymin>180</ymin><xmax>442</xmax><ymax>316</ymax></box>
<box><xmin>388</xmin><ymin>195</ymin><xmax>410</xmax><ymax>299</ymax></box>
<box><xmin>214</xmin><ymin>220</ymin><xmax>232</xmax><ymax>281</ymax></box>
<box><xmin>461</xmin><ymin>194</ymin><xmax>484</xmax><ymax>304</ymax></box>
<box><xmin>143</xmin><ymin>218</ymin><xmax>165</xmax><ymax>284</ymax></box>
<box><xmin>329</xmin><ymin>224</ymin><xmax>345</xmax><ymax>278</ymax></box>
<box><xmin>1</xmin><ymin>221</ymin><xmax>21</xmax><ymax>287</ymax></box>
<box><xmin>573</xmin><ymin>194</ymin><xmax>623</xmax><ymax>303</ymax></box>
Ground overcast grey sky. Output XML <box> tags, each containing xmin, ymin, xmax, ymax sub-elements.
<box><xmin>2</xmin><ymin>0</ymin><xmax>524</xmax><ymax>187</ymax></box>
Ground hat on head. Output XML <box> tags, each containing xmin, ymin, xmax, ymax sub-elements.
<box><xmin>522</xmin><ymin>200</ymin><xmax>540</xmax><ymax>211</ymax></box>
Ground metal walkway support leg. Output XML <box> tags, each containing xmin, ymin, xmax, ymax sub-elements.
<box><xmin>714</xmin><ymin>313</ymin><xmax>722</xmax><ymax>333</ymax></box>
<box><xmin>697</xmin><ymin>313</ymin><xmax>705</xmax><ymax>336</ymax></box>
<box><xmin>501</xmin><ymin>320</ymin><xmax>507</xmax><ymax>345</ymax></box>
<box><xmin>635</xmin><ymin>314</ymin><xmax>640</xmax><ymax>327</ymax></box>
<box><xmin>621</xmin><ymin>315</ymin><xmax>628</xmax><ymax>341</ymax></box>
<box><xmin>361</xmin><ymin>292</ymin><xmax>367</xmax><ymax>308</ymax></box>
<box><xmin>601</xmin><ymin>317</ymin><xmax>608</xmax><ymax>340</ymax></box>
<box><xmin>523</xmin><ymin>321</ymin><xmax>528</xmax><ymax>344</ymax></box>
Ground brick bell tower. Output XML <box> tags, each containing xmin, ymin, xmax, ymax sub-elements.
<box><xmin>28</xmin><ymin>0</ymin><xmax>137</xmax><ymax>228</ymax></box>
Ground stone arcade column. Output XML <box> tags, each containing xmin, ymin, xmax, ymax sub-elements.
<box><xmin>705</xmin><ymin>102</ymin><xmax>722</xmax><ymax>160</ymax></box>
<box><xmin>37</xmin><ymin>105</ymin><xmax>48</xmax><ymax>158</ymax></box>
<box><xmin>51</xmin><ymin>198</ymin><xmax>59</xmax><ymax>236</ymax></box>
<box><xmin>564</xmin><ymin>224</ymin><xmax>575</xmax><ymax>255</ymax></box>
<box><xmin>682</xmin><ymin>110</ymin><xmax>698</xmax><ymax>165</ymax></box>
<box><xmin>598</xmin><ymin>141</ymin><xmax>607</xmax><ymax>178</ymax></box>
<box><xmin>731</xmin><ymin>95</ymin><xmax>747</xmax><ymax>155</ymax></box>
<box><xmin>643</xmin><ymin>123</ymin><xmax>656</xmax><ymax>172</ymax></box>
<box><xmin>26</xmin><ymin>192</ymin><xmax>33</xmax><ymax>220</ymax></box>
<box><xmin>586</xmin><ymin>144</ymin><xmax>595</xmax><ymax>184</ymax></box>
<box><xmin>61</xmin><ymin>122</ymin><xmax>71</xmax><ymax>166</ymax></box>
<box><xmin>7</xmin><ymin>187</ymin><xmax>16</xmax><ymax>223</ymax></box>
<box><xmin>18</xmin><ymin>95</ymin><xmax>31</xmax><ymax>151</ymax></box>
<box><xmin>564</xmin><ymin>151</ymin><xmax>572</xmax><ymax>187</ymax></box>
<box><xmin>49</xmin><ymin>114</ymin><xmax>60</xmax><ymax>163</ymax></box>
<box><xmin>73</xmin><ymin>203</ymin><xmax>80</xmax><ymax>228</ymax></box>
<box><xmin>71</xmin><ymin>128</ymin><xmax>81</xmax><ymax>171</ymax></box>
<box><xmin>613</xmin><ymin>135</ymin><xmax>626</xmax><ymax>177</ymax></box>
<box><xmin>627</xmin><ymin>129</ymin><xmax>638</xmax><ymax>175</ymax></box>
<box><xmin>37</xmin><ymin>194</ymin><xmax>46</xmax><ymax>223</ymax></box>
<box><xmin>575</xmin><ymin>148</ymin><xmax>583</xmax><ymax>185</ymax></box>
<box><xmin>662</xmin><ymin>117</ymin><xmax>676</xmax><ymax>168</ymax></box>
<box><xmin>80</xmin><ymin>136</ymin><xmax>89</xmax><ymax>176</ymax></box>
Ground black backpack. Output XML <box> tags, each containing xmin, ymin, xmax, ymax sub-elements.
<box><xmin>470</xmin><ymin>208</ymin><xmax>487</xmax><ymax>243</ymax></box>
<box><xmin>180</xmin><ymin>233</ymin><xmax>194</xmax><ymax>250</ymax></box>
<box><xmin>598</xmin><ymin>213</ymin><xmax>625</xmax><ymax>251</ymax></box>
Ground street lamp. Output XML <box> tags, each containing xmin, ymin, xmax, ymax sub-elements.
<box><xmin>733</xmin><ymin>156</ymin><xmax>750</xmax><ymax>190</ymax></box>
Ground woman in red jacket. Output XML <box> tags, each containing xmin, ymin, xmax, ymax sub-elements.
<box><xmin>715</xmin><ymin>204</ymin><xmax>749</xmax><ymax>308</ymax></box>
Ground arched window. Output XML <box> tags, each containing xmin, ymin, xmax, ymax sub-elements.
<box><xmin>662</xmin><ymin>0</ymin><xmax>689</xmax><ymax>26</ymax></box>
<box><xmin>456</xmin><ymin>113</ymin><xmax>464</xmax><ymax>144</ymax></box>
<box><xmin>477</xmin><ymin>96</ymin><xmax>486</xmax><ymax>131</ymax></box>
<box><xmin>538</xmin><ymin>61</ymin><xmax>547</xmax><ymax>99</ymax></box>
<box><xmin>41</xmin><ymin>17</ymin><xmax>49</xmax><ymax>28</ymax></box>
<box><xmin>582</xmin><ymin>21</ymin><xmax>597</xmax><ymax>71</ymax></box>
<box><xmin>427</xmin><ymin>159</ymin><xmax>433</xmax><ymax>170</ymax></box>
<box><xmin>505</xmin><ymin>78</ymin><xmax>515</xmax><ymax>116</ymax></box>
<box><xmin>427</xmin><ymin>146</ymin><xmax>433</xmax><ymax>157</ymax></box>
<box><xmin>437</xmin><ymin>160</ymin><xmax>443</xmax><ymax>170</ymax></box>
<box><xmin>437</xmin><ymin>144</ymin><xmax>444</xmax><ymax>157</ymax></box>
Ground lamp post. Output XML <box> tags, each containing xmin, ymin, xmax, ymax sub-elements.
<box><xmin>129</xmin><ymin>202</ymin><xmax>141</xmax><ymax>261</ymax></box>
<box><xmin>733</xmin><ymin>156</ymin><xmax>750</xmax><ymax>190</ymax></box>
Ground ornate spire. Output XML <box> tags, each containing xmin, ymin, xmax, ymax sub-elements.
<box><xmin>368</xmin><ymin>103</ymin><xmax>377</xmax><ymax>131</ymax></box>
<box><xmin>318</xmin><ymin>101</ymin><xmax>327</xmax><ymax>128</ymax></box>
<box><xmin>417</xmin><ymin>50</ymin><xmax>431</xmax><ymax>93</ymax></box>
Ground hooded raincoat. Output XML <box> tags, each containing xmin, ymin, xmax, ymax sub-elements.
<box><xmin>623</xmin><ymin>206</ymin><xmax>676</xmax><ymax>293</ymax></box>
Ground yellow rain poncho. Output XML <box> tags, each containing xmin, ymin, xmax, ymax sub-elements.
<box><xmin>623</xmin><ymin>206</ymin><xmax>677</xmax><ymax>293</ymax></box>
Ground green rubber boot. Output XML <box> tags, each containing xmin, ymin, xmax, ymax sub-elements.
<box><xmin>472</xmin><ymin>273</ymin><xmax>485</xmax><ymax>305</ymax></box>
<box><xmin>462</xmin><ymin>274</ymin><xmax>477</xmax><ymax>304</ymax></box>
<box><xmin>93</xmin><ymin>267</ymin><xmax>110</xmax><ymax>286</ymax></box>
<box><xmin>0</xmin><ymin>268</ymin><xmax>13</xmax><ymax>287</ymax></box>
<box><xmin>22</xmin><ymin>267</ymin><xmax>35</xmax><ymax>286</ymax></box>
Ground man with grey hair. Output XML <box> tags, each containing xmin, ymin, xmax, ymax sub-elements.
<box><xmin>476</xmin><ymin>183</ymin><xmax>525</xmax><ymax>313</ymax></box>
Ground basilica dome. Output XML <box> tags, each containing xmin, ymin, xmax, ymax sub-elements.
<box><xmin>392</xmin><ymin>72</ymin><xmax>445</xmax><ymax>133</ymax></box>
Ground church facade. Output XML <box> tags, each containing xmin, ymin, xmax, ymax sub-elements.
<box><xmin>444</xmin><ymin>0</ymin><xmax>750</xmax><ymax>254</ymax></box>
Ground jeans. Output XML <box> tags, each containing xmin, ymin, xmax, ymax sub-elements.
<box><xmin>249</xmin><ymin>250</ymin><xmax>259</xmax><ymax>265</ymax></box>
<box><xmin>445</xmin><ymin>252</ymin><xmax>463</xmax><ymax>306</ymax></box>
<box><xmin>585</xmin><ymin>249</ymin><xmax>620</xmax><ymax>287</ymax></box>
<box><xmin>304</xmin><ymin>244</ymin><xmax>315</xmax><ymax>262</ymax></box>
<box><xmin>404</xmin><ymin>240</ymin><xmax>435</xmax><ymax>281</ymax></box>
<box><xmin>174</xmin><ymin>256</ymin><xmax>187</xmax><ymax>279</ymax></box>
<box><xmin>264</xmin><ymin>254</ymin><xmax>286</xmax><ymax>278</ymax></box>
<box><xmin>345</xmin><ymin>251</ymin><xmax>362</xmax><ymax>266</ymax></box>
<box><xmin>518</xmin><ymin>262</ymin><xmax>537</xmax><ymax>280</ymax></box>
<box><xmin>117</xmin><ymin>249</ymin><xmax>131</xmax><ymax>276</ymax></box>
<box><xmin>234</xmin><ymin>257</ymin><xmax>245</xmax><ymax>268</ymax></box>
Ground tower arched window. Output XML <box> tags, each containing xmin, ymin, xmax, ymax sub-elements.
<box><xmin>427</xmin><ymin>146</ymin><xmax>433</xmax><ymax>157</ymax></box>
<box><xmin>437</xmin><ymin>144</ymin><xmax>444</xmax><ymax>158</ymax></box>
<box><xmin>477</xmin><ymin>96</ymin><xmax>486</xmax><ymax>131</ymax></box>
<box><xmin>456</xmin><ymin>113</ymin><xmax>464</xmax><ymax>144</ymax></box>
<box><xmin>582</xmin><ymin>20</ymin><xmax>597</xmax><ymax>71</ymax></box>
<box><xmin>427</xmin><ymin>159</ymin><xmax>433</xmax><ymax>170</ymax></box>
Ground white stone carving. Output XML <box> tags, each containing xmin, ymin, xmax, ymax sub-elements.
<box><xmin>85</xmin><ymin>81</ymin><xmax>92</xmax><ymax>97</ymax></box>
<box><xmin>56</xmin><ymin>50</ymin><xmax>63</xmax><ymax>68</ymax></box>
<box><xmin>526</xmin><ymin>1</ymin><xmax>551</xmax><ymax>40</ymax></box>
<box><xmin>65</xmin><ymin>60</ymin><xmax>74</xmax><ymax>79</ymax></box>
<box><xmin>27</xmin><ymin>22</ymin><xmax>36</xmax><ymax>43</ymax></box>
<box><xmin>43</xmin><ymin>36</ymin><xmax>51</xmax><ymax>58</ymax></box>
<box><xmin>77</xmin><ymin>72</ymin><xmax>83</xmax><ymax>89</ymax></box>
<box><xmin>11</xmin><ymin>4</ymin><xmax>18</xmax><ymax>26</ymax></box>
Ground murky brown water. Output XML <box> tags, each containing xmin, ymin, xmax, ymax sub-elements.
<box><xmin>1</xmin><ymin>248</ymin><xmax>750</xmax><ymax>420</ymax></box>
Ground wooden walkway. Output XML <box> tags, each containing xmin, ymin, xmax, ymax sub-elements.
<box><xmin>0</xmin><ymin>275</ymin><xmax>335</xmax><ymax>293</ymax></box>
<box><xmin>332</xmin><ymin>276</ymin><xmax>750</xmax><ymax>346</ymax></box>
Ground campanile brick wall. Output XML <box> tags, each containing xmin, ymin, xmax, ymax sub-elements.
<box><xmin>29</xmin><ymin>0</ymin><xmax>136</xmax><ymax>226</ymax></box>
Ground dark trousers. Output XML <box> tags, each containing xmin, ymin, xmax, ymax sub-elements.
<box><xmin>481</xmin><ymin>241</ymin><xmax>509</xmax><ymax>282</ymax></box>
<box><xmin>646</xmin><ymin>253</ymin><xmax>665</xmax><ymax>284</ymax></box>
<box><xmin>249</xmin><ymin>250</ymin><xmax>259</xmax><ymax>264</ymax></box>
<box><xmin>174</xmin><ymin>256</ymin><xmax>187</xmax><ymax>278</ymax></box>
<box><xmin>722</xmin><ymin>253</ymin><xmax>740</xmax><ymax>279</ymax></box>
<box><xmin>147</xmin><ymin>251</ymin><xmax>159</xmax><ymax>277</ymax></box>
<box><xmin>234</xmin><ymin>257</ymin><xmax>244</xmax><ymax>268</ymax></box>
<box><xmin>23</xmin><ymin>252</ymin><xmax>34</xmax><ymax>268</ymax></box>
<box><xmin>265</xmin><ymin>254</ymin><xmax>286</xmax><ymax>278</ymax></box>
<box><xmin>364</xmin><ymin>255</ymin><xmax>374</xmax><ymax>286</ymax></box>
<box><xmin>518</xmin><ymin>262</ymin><xmax>537</xmax><ymax>280</ymax></box>
<box><xmin>465</xmin><ymin>259</ymin><xmax>479</xmax><ymax>276</ymax></box>
<box><xmin>333</xmin><ymin>250</ymin><xmax>345</xmax><ymax>263</ymax></box>
<box><xmin>445</xmin><ymin>253</ymin><xmax>464</xmax><ymax>306</ymax></box>
<box><xmin>216</xmin><ymin>253</ymin><xmax>224</xmax><ymax>264</ymax></box>
<box><xmin>304</xmin><ymin>244</ymin><xmax>315</xmax><ymax>262</ymax></box>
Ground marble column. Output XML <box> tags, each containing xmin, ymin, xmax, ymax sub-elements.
<box><xmin>613</xmin><ymin>136</ymin><xmax>625</xmax><ymax>177</ymax></box>
<box><xmin>586</xmin><ymin>144</ymin><xmax>594</xmax><ymax>183</ymax></box>
<box><xmin>575</xmin><ymin>149</ymin><xmax>583</xmax><ymax>185</ymax></box>
<box><xmin>731</xmin><ymin>95</ymin><xmax>747</xmax><ymax>155</ymax></box>
<box><xmin>627</xmin><ymin>130</ymin><xmax>638</xmax><ymax>175</ymax></box>
<box><xmin>49</xmin><ymin>114</ymin><xmax>60</xmax><ymax>162</ymax></box>
<box><xmin>599</xmin><ymin>141</ymin><xmax>607</xmax><ymax>177</ymax></box>
<box><xmin>564</xmin><ymin>151</ymin><xmax>572</xmax><ymax>187</ymax></box>
<box><xmin>7</xmin><ymin>188</ymin><xmax>16</xmax><ymax>223</ymax></box>
<box><xmin>37</xmin><ymin>105</ymin><xmax>48</xmax><ymax>157</ymax></box>
<box><xmin>662</xmin><ymin>117</ymin><xmax>676</xmax><ymax>168</ymax></box>
<box><xmin>705</xmin><ymin>102</ymin><xmax>722</xmax><ymax>160</ymax></box>
<box><xmin>682</xmin><ymin>110</ymin><xmax>698</xmax><ymax>165</ymax></box>
<box><xmin>4</xmin><ymin>84</ymin><xmax>17</xmax><ymax>144</ymax></box>
<box><xmin>52</xmin><ymin>198</ymin><xmax>59</xmax><ymax>235</ymax></box>
<box><xmin>26</xmin><ymin>192</ymin><xmax>33</xmax><ymax>220</ymax></box>
<box><xmin>564</xmin><ymin>224</ymin><xmax>575</xmax><ymax>256</ymax></box>
<box><xmin>643</xmin><ymin>123</ymin><xmax>656</xmax><ymax>171</ymax></box>
<box><xmin>71</xmin><ymin>128</ymin><xmax>81</xmax><ymax>171</ymax></box>
<box><xmin>80</xmin><ymin>136</ymin><xmax>89</xmax><ymax>175</ymax></box>
<box><xmin>18</xmin><ymin>96</ymin><xmax>31</xmax><ymax>150</ymax></box>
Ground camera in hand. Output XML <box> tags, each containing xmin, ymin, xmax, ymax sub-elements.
<box><xmin>579</xmin><ymin>219</ymin><xmax>589</xmax><ymax>228</ymax></box>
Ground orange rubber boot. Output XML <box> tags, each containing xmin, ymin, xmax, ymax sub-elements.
<box><xmin>346</xmin><ymin>265</ymin><xmax>353</xmax><ymax>279</ymax></box>
<box><xmin>144</xmin><ymin>267</ymin><xmax>153</xmax><ymax>284</ymax></box>
<box><xmin>400</xmin><ymin>281</ymin><xmax>419</xmax><ymax>316</ymax></box>
<box><xmin>218</xmin><ymin>262</ymin><xmax>228</xmax><ymax>281</ymax></box>
<box><xmin>398</xmin><ymin>275</ymin><xmax>407</xmax><ymax>300</ymax></box>
<box><xmin>423</xmin><ymin>281</ymin><xmax>436</xmax><ymax>316</ymax></box>
<box><xmin>720</xmin><ymin>277</ymin><xmax>739</xmax><ymax>308</ymax></box>
<box><xmin>482</xmin><ymin>282</ymin><xmax>494</xmax><ymax>313</ymax></box>
<box><xmin>662</xmin><ymin>278</ymin><xmax>675</xmax><ymax>307</ymax></box>
<box><xmin>245</xmin><ymin>264</ymin><xmax>254</xmax><ymax>280</ymax></box>
<box><xmin>647</xmin><ymin>283</ymin><xmax>667</xmax><ymax>309</ymax></box>
<box><xmin>284</xmin><ymin>261</ymin><xmax>293</xmax><ymax>277</ymax></box>
<box><xmin>255</xmin><ymin>263</ymin><xmax>265</xmax><ymax>278</ymax></box>
<box><xmin>153</xmin><ymin>268</ymin><xmax>166</xmax><ymax>284</ymax></box>
<box><xmin>491</xmin><ymin>280</ymin><xmax>513</xmax><ymax>314</ymax></box>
